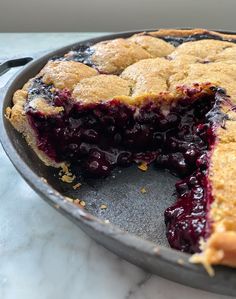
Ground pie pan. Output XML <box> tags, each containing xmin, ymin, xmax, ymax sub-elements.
<box><xmin>1</xmin><ymin>29</ymin><xmax>236</xmax><ymax>296</ymax></box>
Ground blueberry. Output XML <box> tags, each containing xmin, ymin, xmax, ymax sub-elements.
<box><xmin>125</xmin><ymin>124</ymin><xmax>151</xmax><ymax>148</ymax></box>
<box><xmin>155</xmin><ymin>154</ymin><xmax>169</xmax><ymax>168</ymax></box>
<box><xmin>83</xmin><ymin>129</ymin><xmax>99</xmax><ymax>143</ymax></box>
<box><xmin>168</xmin><ymin>152</ymin><xmax>190</xmax><ymax>177</ymax></box>
<box><xmin>196</xmin><ymin>153</ymin><xmax>208</xmax><ymax>170</ymax></box>
<box><xmin>78</xmin><ymin>142</ymin><xmax>90</xmax><ymax>156</ymax></box>
<box><xmin>86</xmin><ymin>117</ymin><xmax>97</xmax><ymax>127</ymax></box>
<box><xmin>113</xmin><ymin>133</ymin><xmax>122</xmax><ymax>145</ymax></box>
<box><xmin>136</xmin><ymin>110</ymin><xmax>159</xmax><ymax>124</ymax></box>
<box><xmin>165</xmin><ymin>137</ymin><xmax>179</xmax><ymax>152</ymax></box>
<box><xmin>192</xmin><ymin>202</ymin><xmax>205</xmax><ymax>214</ymax></box>
<box><xmin>175</xmin><ymin>181</ymin><xmax>189</xmax><ymax>195</ymax></box>
<box><xmin>164</xmin><ymin>205</ymin><xmax>185</xmax><ymax>223</ymax></box>
<box><xmin>68</xmin><ymin>143</ymin><xmax>79</xmax><ymax>151</ymax></box>
<box><xmin>188</xmin><ymin>176</ymin><xmax>198</xmax><ymax>187</ymax></box>
<box><xmin>83</xmin><ymin>157</ymin><xmax>111</xmax><ymax>177</ymax></box>
<box><xmin>101</xmin><ymin>116</ymin><xmax>115</xmax><ymax>125</ymax></box>
<box><xmin>89</xmin><ymin>149</ymin><xmax>104</xmax><ymax>160</ymax></box>
<box><xmin>184</xmin><ymin>148</ymin><xmax>200</xmax><ymax>164</ymax></box>
<box><xmin>159</xmin><ymin>113</ymin><xmax>180</xmax><ymax>131</ymax></box>
<box><xmin>117</xmin><ymin>151</ymin><xmax>133</xmax><ymax>166</ymax></box>
<box><xmin>167</xmin><ymin>113</ymin><xmax>180</xmax><ymax>125</ymax></box>
<box><xmin>153</xmin><ymin>132</ymin><xmax>164</xmax><ymax>146</ymax></box>
<box><xmin>106</xmin><ymin>125</ymin><xmax>116</xmax><ymax>136</ymax></box>
<box><xmin>192</xmin><ymin>187</ymin><xmax>204</xmax><ymax>200</ymax></box>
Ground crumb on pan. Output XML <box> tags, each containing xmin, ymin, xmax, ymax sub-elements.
<box><xmin>61</xmin><ymin>174</ymin><xmax>75</xmax><ymax>183</ymax></box>
<box><xmin>138</xmin><ymin>162</ymin><xmax>148</xmax><ymax>171</ymax></box>
<box><xmin>73</xmin><ymin>182</ymin><xmax>82</xmax><ymax>190</ymax></box>
<box><xmin>153</xmin><ymin>247</ymin><xmax>160</xmax><ymax>254</ymax></box>
<box><xmin>64</xmin><ymin>196</ymin><xmax>74</xmax><ymax>203</ymax></box>
<box><xmin>140</xmin><ymin>187</ymin><xmax>147</xmax><ymax>193</ymax></box>
<box><xmin>177</xmin><ymin>258</ymin><xmax>185</xmax><ymax>265</ymax></box>
<box><xmin>100</xmin><ymin>204</ymin><xmax>107</xmax><ymax>210</ymax></box>
<box><xmin>40</xmin><ymin>177</ymin><xmax>48</xmax><ymax>183</ymax></box>
<box><xmin>59</xmin><ymin>164</ymin><xmax>75</xmax><ymax>183</ymax></box>
<box><xmin>73</xmin><ymin>198</ymin><xmax>86</xmax><ymax>207</ymax></box>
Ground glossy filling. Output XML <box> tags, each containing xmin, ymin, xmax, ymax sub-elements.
<box><xmin>26</xmin><ymin>81</ymin><xmax>229</xmax><ymax>253</ymax></box>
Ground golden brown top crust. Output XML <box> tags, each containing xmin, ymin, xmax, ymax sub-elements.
<box><xmin>72</xmin><ymin>75</ymin><xmax>131</xmax><ymax>103</ymax></box>
<box><xmin>29</xmin><ymin>32</ymin><xmax>236</xmax><ymax>104</ymax></box>
<box><xmin>76</xmin><ymin>37</ymin><xmax>236</xmax><ymax>101</ymax></box>
<box><xmin>128</xmin><ymin>34</ymin><xmax>175</xmax><ymax>57</ymax></box>
<box><xmin>209</xmin><ymin>46</ymin><xmax>236</xmax><ymax>62</ymax></box>
<box><xmin>17</xmin><ymin>36</ymin><xmax>236</xmax><ymax>104</ymax></box>
<box><xmin>169</xmin><ymin>39</ymin><xmax>236</xmax><ymax>60</ymax></box>
<box><xmin>168</xmin><ymin>62</ymin><xmax>236</xmax><ymax>99</ymax></box>
<box><xmin>40</xmin><ymin>60</ymin><xmax>98</xmax><ymax>90</ymax></box>
<box><xmin>169</xmin><ymin>54</ymin><xmax>203</xmax><ymax>66</ymax></box>
<box><xmin>90</xmin><ymin>38</ymin><xmax>151</xmax><ymax>74</ymax></box>
<box><xmin>121</xmin><ymin>58</ymin><xmax>173</xmax><ymax>96</ymax></box>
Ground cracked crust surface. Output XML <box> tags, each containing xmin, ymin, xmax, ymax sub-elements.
<box><xmin>128</xmin><ymin>34</ymin><xmax>175</xmax><ymax>58</ymax></box>
<box><xmin>72</xmin><ymin>75</ymin><xmax>131</xmax><ymax>103</ymax></box>
<box><xmin>169</xmin><ymin>62</ymin><xmax>236</xmax><ymax>99</ymax></box>
<box><xmin>90</xmin><ymin>38</ymin><xmax>152</xmax><ymax>74</ymax></box>
<box><xmin>169</xmin><ymin>39</ymin><xmax>236</xmax><ymax>60</ymax></box>
<box><xmin>40</xmin><ymin>60</ymin><xmax>98</xmax><ymax>90</ymax></box>
<box><xmin>25</xmin><ymin>30</ymin><xmax>236</xmax><ymax>104</ymax></box>
<box><xmin>7</xmin><ymin>28</ymin><xmax>236</xmax><ymax>269</ymax></box>
<box><xmin>121</xmin><ymin>58</ymin><xmax>173</xmax><ymax>96</ymax></box>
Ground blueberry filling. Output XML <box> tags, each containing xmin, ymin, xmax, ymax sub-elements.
<box><xmin>158</xmin><ymin>33</ymin><xmax>236</xmax><ymax>47</ymax></box>
<box><xmin>25</xmin><ymin>84</ymin><xmax>232</xmax><ymax>253</ymax></box>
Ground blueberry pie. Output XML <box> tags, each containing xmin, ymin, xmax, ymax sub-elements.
<box><xmin>6</xmin><ymin>29</ymin><xmax>236</xmax><ymax>272</ymax></box>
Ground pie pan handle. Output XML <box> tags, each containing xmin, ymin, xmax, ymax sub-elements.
<box><xmin>0</xmin><ymin>50</ymin><xmax>50</xmax><ymax>93</ymax></box>
<box><xmin>0</xmin><ymin>57</ymin><xmax>34</xmax><ymax>98</ymax></box>
<box><xmin>0</xmin><ymin>57</ymin><xmax>33</xmax><ymax>77</ymax></box>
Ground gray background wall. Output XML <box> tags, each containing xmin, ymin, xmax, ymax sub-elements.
<box><xmin>0</xmin><ymin>0</ymin><xmax>235</xmax><ymax>32</ymax></box>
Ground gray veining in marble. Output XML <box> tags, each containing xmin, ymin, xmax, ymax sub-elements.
<box><xmin>0</xmin><ymin>33</ymin><xmax>234</xmax><ymax>299</ymax></box>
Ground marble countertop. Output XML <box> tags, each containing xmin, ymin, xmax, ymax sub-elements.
<box><xmin>0</xmin><ymin>33</ymin><xmax>233</xmax><ymax>299</ymax></box>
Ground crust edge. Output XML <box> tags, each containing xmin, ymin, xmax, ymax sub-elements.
<box><xmin>6</xmin><ymin>81</ymin><xmax>65</xmax><ymax>169</ymax></box>
<box><xmin>146</xmin><ymin>28</ymin><xmax>236</xmax><ymax>41</ymax></box>
<box><xmin>190</xmin><ymin>232</ymin><xmax>236</xmax><ymax>276</ymax></box>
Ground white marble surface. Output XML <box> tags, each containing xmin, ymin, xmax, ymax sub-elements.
<box><xmin>0</xmin><ymin>33</ymin><xmax>234</xmax><ymax>299</ymax></box>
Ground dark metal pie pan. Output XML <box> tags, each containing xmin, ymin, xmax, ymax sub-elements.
<box><xmin>1</xmin><ymin>29</ymin><xmax>236</xmax><ymax>296</ymax></box>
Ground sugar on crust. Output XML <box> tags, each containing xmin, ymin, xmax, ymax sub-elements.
<box><xmin>128</xmin><ymin>34</ymin><xmax>175</xmax><ymax>58</ymax></box>
<box><xmin>40</xmin><ymin>60</ymin><xmax>98</xmax><ymax>90</ymax></box>
<box><xmin>90</xmin><ymin>38</ymin><xmax>152</xmax><ymax>74</ymax></box>
<box><xmin>72</xmin><ymin>74</ymin><xmax>131</xmax><ymax>103</ymax></box>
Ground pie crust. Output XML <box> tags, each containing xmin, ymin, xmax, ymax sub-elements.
<box><xmin>6</xmin><ymin>28</ymin><xmax>236</xmax><ymax>272</ymax></box>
